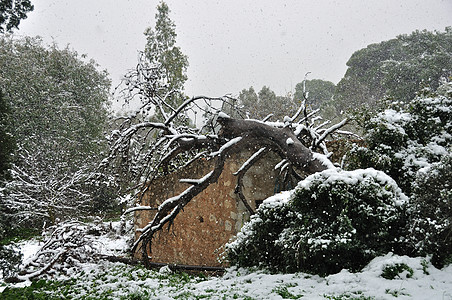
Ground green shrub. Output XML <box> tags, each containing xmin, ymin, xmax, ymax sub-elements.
<box><xmin>381</xmin><ymin>263</ymin><xmax>413</xmax><ymax>279</ymax></box>
<box><xmin>0</xmin><ymin>244</ymin><xmax>22</xmax><ymax>279</ymax></box>
<box><xmin>408</xmin><ymin>154</ymin><xmax>452</xmax><ymax>268</ymax></box>
<box><xmin>227</xmin><ymin>168</ymin><xmax>408</xmax><ymax>276</ymax></box>
<box><xmin>226</xmin><ymin>191</ymin><xmax>295</xmax><ymax>272</ymax></box>
<box><xmin>347</xmin><ymin>81</ymin><xmax>452</xmax><ymax>196</ymax></box>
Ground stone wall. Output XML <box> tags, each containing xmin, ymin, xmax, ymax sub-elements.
<box><xmin>134</xmin><ymin>140</ymin><xmax>359</xmax><ymax>266</ymax></box>
<box><xmin>134</xmin><ymin>148</ymin><xmax>281</xmax><ymax>267</ymax></box>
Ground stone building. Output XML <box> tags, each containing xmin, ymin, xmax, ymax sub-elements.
<box><xmin>133</xmin><ymin>140</ymin><xmax>351</xmax><ymax>267</ymax></box>
<box><xmin>134</xmin><ymin>149</ymin><xmax>283</xmax><ymax>267</ymax></box>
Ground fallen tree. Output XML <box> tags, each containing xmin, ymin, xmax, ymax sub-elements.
<box><xmin>103</xmin><ymin>56</ymin><xmax>353</xmax><ymax>267</ymax></box>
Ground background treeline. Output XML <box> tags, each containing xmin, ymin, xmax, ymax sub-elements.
<box><xmin>230</xmin><ymin>27</ymin><xmax>452</xmax><ymax>123</ymax></box>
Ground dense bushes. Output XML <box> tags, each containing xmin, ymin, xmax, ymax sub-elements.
<box><xmin>347</xmin><ymin>81</ymin><xmax>451</xmax><ymax>268</ymax></box>
<box><xmin>227</xmin><ymin>81</ymin><xmax>452</xmax><ymax>275</ymax></box>
<box><xmin>408</xmin><ymin>154</ymin><xmax>452</xmax><ymax>267</ymax></box>
<box><xmin>347</xmin><ymin>81</ymin><xmax>452</xmax><ymax>195</ymax></box>
<box><xmin>226</xmin><ymin>168</ymin><xmax>408</xmax><ymax>276</ymax></box>
<box><xmin>0</xmin><ymin>243</ymin><xmax>22</xmax><ymax>279</ymax></box>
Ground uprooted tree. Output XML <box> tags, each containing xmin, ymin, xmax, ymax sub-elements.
<box><xmin>103</xmin><ymin>50</ymin><xmax>353</xmax><ymax>266</ymax></box>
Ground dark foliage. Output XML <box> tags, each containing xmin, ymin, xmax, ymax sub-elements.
<box><xmin>0</xmin><ymin>0</ymin><xmax>34</xmax><ymax>32</ymax></box>
<box><xmin>0</xmin><ymin>89</ymin><xmax>14</xmax><ymax>180</ymax></box>
<box><xmin>409</xmin><ymin>154</ymin><xmax>452</xmax><ymax>268</ymax></box>
<box><xmin>335</xmin><ymin>27</ymin><xmax>452</xmax><ymax>114</ymax></box>
<box><xmin>347</xmin><ymin>82</ymin><xmax>452</xmax><ymax>195</ymax></box>
<box><xmin>227</xmin><ymin>169</ymin><xmax>408</xmax><ymax>276</ymax></box>
<box><xmin>0</xmin><ymin>244</ymin><xmax>22</xmax><ymax>279</ymax></box>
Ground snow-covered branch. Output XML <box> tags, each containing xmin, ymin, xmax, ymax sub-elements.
<box><xmin>103</xmin><ymin>54</ymin><xmax>355</xmax><ymax>267</ymax></box>
<box><xmin>233</xmin><ymin>147</ymin><xmax>269</xmax><ymax>214</ymax></box>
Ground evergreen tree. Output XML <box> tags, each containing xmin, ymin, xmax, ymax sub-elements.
<box><xmin>335</xmin><ymin>28</ymin><xmax>452</xmax><ymax>114</ymax></box>
<box><xmin>230</xmin><ymin>80</ymin><xmax>335</xmax><ymax>122</ymax></box>
<box><xmin>294</xmin><ymin>79</ymin><xmax>336</xmax><ymax>110</ymax></box>
<box><xmin>238</xmin><ymin>86</ymin><xmax>259</xmax><ymax>118</ymax></box>
<box><xmin>143</xmin><ymin>1</ymin><xmax>188</xmax><ymax>113</ymax></box>
<box><xmin>228</xmin><ymin>85</ymin><xmax>297</xmax><ymax>121</ymax></box>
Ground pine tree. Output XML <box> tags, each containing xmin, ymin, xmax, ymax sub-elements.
<box><xmin>144</xmin><ymin>1</ymin><xmax>188</xmax><ymax>112</ymax></box>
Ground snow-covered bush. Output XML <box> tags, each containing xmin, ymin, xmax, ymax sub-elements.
<box><xmin>226</xmin><ymin>168</ymin><xmax>408</xmax><ymax>276</ymax></box>
<box><xmin>225</xmin><ymin>192</ymin><xmax>295</xmax><ymax>272</ymax></box>
<box><xmin>347</xmin><ymin>81</ymin><xmax>452</xmax><ymax>195</ymax></box>
<box><xmin>0</xmin><ymin>244</ymin><xmax>22</xmax><ymax>279</ymax></box>
<box><xmin>347</xmin><ymin>81</ymin><xmax>452</xmax><ymax>268</ymax></box>
<box><xmin>408</xmin><ymin>154</ymin><xmax>452</xmax><ymax>268</ymax></box>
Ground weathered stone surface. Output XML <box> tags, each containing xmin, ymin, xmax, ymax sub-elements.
<box><xmin>135</xmin><ymin>149</ymin><xmax>281</xmax><ymax>267</ymax></box>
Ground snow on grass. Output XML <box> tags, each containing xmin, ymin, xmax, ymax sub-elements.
<box><xmin>2</xmin><ymin>223</ymin><xmax>452</xmax><ymax>299</ymax></box>
<box><xmin>2</xmin><ymin>255</ymin><xmax>451</xmax><ymax>299</ymax></box>
<box><xmin>18</xmin><ymin>239</ymin><xmax>42</xmax><ymax>263</ymax></box>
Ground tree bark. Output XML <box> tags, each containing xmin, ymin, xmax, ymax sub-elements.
<box><xmin>217</xmin><ymin>116</ymin><xmax>329</xmax><ymax>174</ymax></box>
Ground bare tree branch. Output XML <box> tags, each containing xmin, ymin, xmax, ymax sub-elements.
<box><xmin>233</xmin><ymin>147</ymin><xmax>269</xmax><ymax>215</ymax></box>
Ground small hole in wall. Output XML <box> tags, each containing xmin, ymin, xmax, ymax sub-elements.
<box><xmin>198</xmin><ymin>216</ymin><xmax>204</xmax><ymax>223</ymax></box>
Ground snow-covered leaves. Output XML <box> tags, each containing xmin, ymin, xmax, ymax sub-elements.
<box><xmin>348</xmin><ymin>81</ymin><xmax>452</xmax><ymax>195</ymax></box>
<box><xmin>0</xmin><ymin>36</ymin><xmax>112</xmax><ymax>231</ymax></box>
<box><xmin>226</xmin><ymin>168</ymin><xmax>408</xmax><ymax>275</ymax></box>
<box><xmin>408</xmin><ymin>154</ymin><xmax>452</xmax><ymax>267</ymax></box>
<box><xmin>346</xmin><ymin>81</ymin><xmax>452</xmax><ymax>268</ymax></box>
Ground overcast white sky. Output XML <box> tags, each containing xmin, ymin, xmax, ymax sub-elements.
<box><xmin>16</xmin><ymin>0</ymin><xmax>452</xmax><ymax>108</ymax></box>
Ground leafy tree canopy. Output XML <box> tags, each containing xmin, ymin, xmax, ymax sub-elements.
<box><xmin>335</xmin><ymin>27</ymin><xmax>452</xmax><ymax>114</ymax></box>
<box><xmin>228</xmin><ymin>79</ymin><xmax>336</xmax><ymax>122</ymax></box>
<box><xmin>236</xmin><ymin>85</ymin><xmax>297</xmax><ymax>121</ymax></box>
<box><xmin>0</xmin><ymin>36</ymin><xmax>111</xmax><ymax>170</ymax></box>
<box><xmin>294</xmin><ymin>79</ymin><xmax>336</xmax><ymax>110</ymax></box>
<box><xmin>0</xmin><ymin>36</ymin><xmax>112</xmax><ymax>230</ymax></box>
<box><xmin>0</xmin><ymin>0</ymin><xmax>34</xmax><ymax>33</ymax></box>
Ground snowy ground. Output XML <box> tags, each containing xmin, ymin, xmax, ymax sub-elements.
<box><xmin>1</xmin><ymin>222</ymin><xmax>451</xmax><ymax>299</ymax></box>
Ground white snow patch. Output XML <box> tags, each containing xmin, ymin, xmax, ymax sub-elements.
<box><xmin>210</xmin><ymin>137</ymin><xmax>242</xmax><ymax>157</ymax></box>
<box><xmin>286</xmin><ymin>137</ymin><xmax>294</xmax><ymax>145</ymax></box>
<box><xmin>2</xmin><ymin>238</ymin><xmax>452</xmax><ymax>299</ymax></box>
<box><xmin>297</xmin><ymin>168</ymin><xmax>408</xmax><ymax>206</ymax></box>
<box><xmin>18</xmin><ymin>240</ymin><xmax>42</xmax><ymax>263</ymax></box>
<box><xmin>217</xmin><ymin>112</ymin><xmax>230</xmax><ymax>119</ymax></box>
<box><xmin>312</xmin><ymin>152</ymin><xmax>335</xmax><ymax>169</ymax></box>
